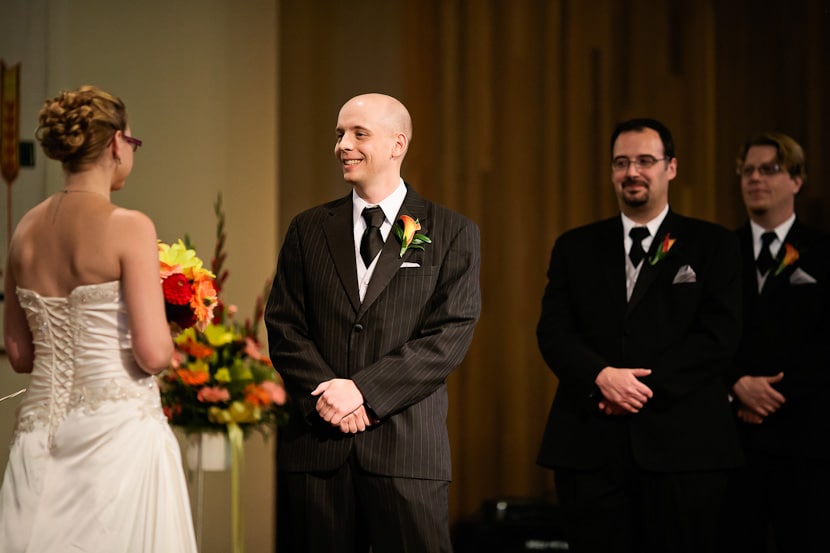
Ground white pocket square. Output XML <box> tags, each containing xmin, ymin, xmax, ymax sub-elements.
<box><xmin>401</xmin><ymin>262</ymin><xmax>420</xmax><ymax>268</ymax></box>
<box><xmin>789</xmin><ymin>267</ymin><xmax>817</xmax><ymax>284</ymax></box>
<box><xmin>672</xmin><ymin>264</ymin><xmax>697</xmax><ymax>284</ymax></box>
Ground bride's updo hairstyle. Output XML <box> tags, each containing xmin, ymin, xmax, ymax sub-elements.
<box><xmin>35</xmin><ymin>85</ymin><xmax>128</xmax><ymax>173</ymax></box>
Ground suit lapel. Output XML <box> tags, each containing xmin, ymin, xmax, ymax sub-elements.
<box><xmin>322</xmin><ymin>196</ymin><xmax>361</xmax><ymax>312</ymax></box>
<box><xmin>360</xmin><ymin>187</ymin><xmax>428</xmax><ymax>314</ymax></box>
<box><xmin>736</xmin><ymin>224</ymin><xmax>758</xmax><ymax>292</ymax></box>
<box><xmin>599</xmin><ymin>219</ymin><xmax>628</xmax><ymax>307</ymax></box>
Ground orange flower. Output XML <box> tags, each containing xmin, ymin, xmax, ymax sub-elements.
<box><xmin>649</xmin><ymin>233</ymin><xmax>676</xmax><ymax>265</ymax></box>
<box><xmin>190</xmin><ymin>277</ymin><xmax>218</xmax><ymax>331</ymax></box>
<box><xmin>177</xmin><ymin>368</ymin><xmax>210</xmax><ymax>386</ymax></box>
<box><xmin>177</xmin><ymin>336</ymin><xmax>214</xmax><ymax>360</ymax></box>
<box><xmin>244</xmin><ymin>383</ymin><xmax>272</xmax><ymax>407</ymax></box>
<box><xmin>774</xmin><ymin>243</ymin><xmax>799</xmax><ymax>276</ymax></box>
<box><xmin>400</xmin><ymin>215</ymin><xmax>420</xmax><ymax>247</ymax></box>
<box><xmin>393</xmin><ymin>214</ymin><xmax>432</xmax><ymax>257</ymax></box>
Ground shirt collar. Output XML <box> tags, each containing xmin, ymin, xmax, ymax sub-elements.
<box><xmin>621</xmin><ymin>204</ymin><xmax>669</xmax><ymax>238</ymax></box>
<box><xmin>749</xmin><ymin>214</ymin><xmax>796</xmax><ymax>250</ymax></box>
<box><xmin>352</xmin><ymin>179</ymin><xmax>407</xmax><ymax>227</ymax></box>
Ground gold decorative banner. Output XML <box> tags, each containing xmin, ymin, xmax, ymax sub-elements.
<box><xmin>1</xmin><ymin>60</ymin><xmax>21</xmax><ymax>246</ymax></box>
<box><xmin>0</xmin><ymin>61</ymin><xmax>20</xmax><ymax>186</ymax></box>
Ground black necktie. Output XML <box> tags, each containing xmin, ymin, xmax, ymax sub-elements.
<box><xmin>360</xmin><ymin>206</ymin><xmax>385</xmax><ymax>267</ymax></box>
<box><xmin>756</xmin><ymin>231</ymin><xmax>776</xmax><ymax>275</ymax></box>
<box><xmin>629</xmin><ymin>227</ymin><xmax>650</xmax><ymax>266</ymax></box>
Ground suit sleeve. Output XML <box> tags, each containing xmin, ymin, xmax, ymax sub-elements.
<box><xmin>536</xmin><ymin>234</ymin><xmax>611</xmax><ymax>403</ymax></box>
<box><xmin>265</xmin><ymin>219</ymin><xmax>338</xmax><ymax>421</ymax></box>
<box><xmin>351</xmin><ymin>219</ymin><xmax>481</xmax><ymax>418</ymax></box>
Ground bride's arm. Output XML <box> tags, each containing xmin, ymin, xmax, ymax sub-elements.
<box><xmin>3</xmin><ymin>244</ymin><xmax>34</xmax><ymax>373</ymax></box>
<box><xmin>116</xmin><ymin>209</ymin><xmax>174</xmax><ymax>374</ymax></box>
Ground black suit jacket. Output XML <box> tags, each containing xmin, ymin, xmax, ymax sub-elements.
<box><xmin>265</xmin><ymin>186</ymin><xmax>481</xmax><ymax>480</ymax></box>
<box><xmin>731</xmin><ymin>220</ymin><xmax>830</xmax><ymax>460</ymax></box>
<box><xmin>537</xmin><ymin>210</ymin><xmax>743</xmax><ymax>472</ymax></box>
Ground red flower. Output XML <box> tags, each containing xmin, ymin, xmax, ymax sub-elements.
<box><xmin>162</xmin><ymin>273</ymin><xmax>194</xmax><ymax>305</ymax></box>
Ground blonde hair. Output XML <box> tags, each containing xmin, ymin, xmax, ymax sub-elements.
<box><xmin>737</xmin><ymin>131</ymin><xmax>806</xmax><ymax>181</ymax></box>
<box><xmin>35</xmin><ymin>85</ymin><xmax>128</xmax><ymax>173</ymax></box>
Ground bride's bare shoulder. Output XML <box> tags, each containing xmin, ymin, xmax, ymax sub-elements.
<box><xmin>109</xmin><ymin>206</ymin><xmax>156</xmax><ymax>231</ymax></box>
<box><xmin>109</xmin><ymin>207</ymin><xmax>159</xmax><ymax>250</ymax></box>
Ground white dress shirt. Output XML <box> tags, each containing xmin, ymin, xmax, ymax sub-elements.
<box><xmin>352</xmin><ymin>180</ymin><xmax>407</xmax><ymax>301</ymax></box>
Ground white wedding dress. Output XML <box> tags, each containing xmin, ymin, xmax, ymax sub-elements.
<box><xmin>0</xmin><ymin>281</ymin><xmax>197</xmax><ymax>552</ymax></box>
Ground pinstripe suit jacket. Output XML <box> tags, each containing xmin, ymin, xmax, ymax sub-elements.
<box><xmin>265</xmin><ymin>186</ymin><xmax>481</xmax><ymax>480</ymax></box>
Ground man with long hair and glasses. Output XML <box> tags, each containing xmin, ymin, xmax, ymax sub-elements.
<box><xmin>722</xmin><ymin>132</ymin><xmax>830</xmax><ymax>552</ymax></box>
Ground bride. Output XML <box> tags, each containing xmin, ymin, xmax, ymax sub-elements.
<box><xmin>0</xmin><ymin>85</ymin><xmax>197</xmax><ymax>552</ymax></box>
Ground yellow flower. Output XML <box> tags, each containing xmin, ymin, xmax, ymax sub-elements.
<box><xmin>203</xmin><ymin>323</ymin><xmax>236</xmax><ymax>347</ymax></box>
<box><xmin>214</xmin><ymin>368</ymin><xmax>232</xmax><ymax>383</ymax></box>
<box><xmin>158</xmin><ymin>239</ymin><xmax>215</xmax><ymax>280</ymax></box>
<box><xmin>208</xmin><ymin>401</ymin><xmax>262</xmax><ymax>425</ymax></box>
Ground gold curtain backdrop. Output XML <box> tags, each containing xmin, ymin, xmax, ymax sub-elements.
<box><xmin>277</xmin><ymin>0</ymin><xmax>828</xmax><ymax>524</ymax></box>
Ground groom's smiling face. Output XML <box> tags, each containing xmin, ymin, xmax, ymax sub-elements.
<box><xmin>334</xmin><ymin>96</ymin><xmax>400</xmax><ymax>191</ymax></box>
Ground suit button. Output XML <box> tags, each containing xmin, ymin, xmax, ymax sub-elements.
<box><xmin>353</xmin><ymin>323</ymin><xmax>364</xmax><ymax>332</ymax></box>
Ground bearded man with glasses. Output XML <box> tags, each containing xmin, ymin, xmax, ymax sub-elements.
<box><xmin>536</xmin><ymin>118</ymin><xmax>743</xmax><ymax>553</ymax></box>
<box><xmin>721</xmin><ymin>132</ymin><xmax>830</xmax><ymax>553</ymax></box>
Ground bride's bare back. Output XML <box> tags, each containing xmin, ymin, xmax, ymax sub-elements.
<box><xmin>11</xmin><ymin>192</ymin><xmax>124</xmax><ymax>296</ymax></box>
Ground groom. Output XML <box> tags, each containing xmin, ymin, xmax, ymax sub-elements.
<box><xmin>536</xmin><ymin>118</ymin><xmax>743</xmax><ymax>553</ymax></box>
<box><xmin>265</xmin><ymin>93</ymin><xmax>481</xmax><ymax>553</ymax></box>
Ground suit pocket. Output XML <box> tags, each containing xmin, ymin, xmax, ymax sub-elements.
<box><xmin>397</xmin><ymin>266</ymin><xmax>436</xmax><ymax>278</ymax></box>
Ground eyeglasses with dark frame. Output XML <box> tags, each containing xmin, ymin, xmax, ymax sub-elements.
<box><xmin>611</xmin><ymin>155</ymin><xmax>669</xmax><ymax>172</ymax></box>
<box><xmin>737</xmin><ymin>162</ymin><xmax>782</xmax><ymax>178</ymax></box>
<box><xmin>122</xmin><ymin>135</ymin><xmax>143</xmax><ymax>152</ymax></box>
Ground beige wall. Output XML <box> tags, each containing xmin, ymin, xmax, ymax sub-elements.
<box><xmin>0</xmin><ymin>1</ymin><xmax>279</xmax><ymax>551</ymax></box>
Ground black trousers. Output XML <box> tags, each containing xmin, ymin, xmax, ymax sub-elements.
<box><xmin>277</xmin><ymin>452</ymin><xmax>452</xmax><ymax>553</ymax></box>
<box><xmin>719</xmin><ymin>452</ymin><xmax>830</xmax><ymax>553</ymax></box>
<box><xmin>555</xmin><ymin>457</ymin><xmax>728</xmax><ymax>553</ymax></box>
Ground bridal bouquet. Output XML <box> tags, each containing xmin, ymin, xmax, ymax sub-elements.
<box><xmin>159</xmin><ymin>195</ymin><xmax>287</xmax><ymax>437</ymax></box>
<box><xmin>158</xmin><ymin>239</ymin><xmax>218</xmax><ymax>332</ymax></box>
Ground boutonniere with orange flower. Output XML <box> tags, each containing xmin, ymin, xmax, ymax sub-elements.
<box><xmin>649</xmin><ymin>233</ymin><xmax>676</xmax><ymax>265</ymax></box>
<box><xmin>393</xmin><ymin>214</ymin><xmax>431</xmax><ymax>257</ymax></box>
<box><xmin>773</xmin><ymin>243</ymin><xmax>799</xmax><ymax>276</ymax></box>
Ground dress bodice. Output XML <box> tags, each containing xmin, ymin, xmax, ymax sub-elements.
<box><xmin>1</xmin><ymin>281</ymin><xmax>197</xmax><ymax>552</ymax></box>
<box><xmin>13</xmin><ymin>281</ymin><xmax>161</xmax><ymax>442</ymax></box>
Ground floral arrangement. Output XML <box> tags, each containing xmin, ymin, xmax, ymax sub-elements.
<box><xmin>394</xmin><ymin>214</ymin><xmax>431</xmax><ymax>257</ymax></box>
<box><xmin>158</xmin><ymin>240</ymin><xmax>218</xmax><ymax>332</ymax></box>
<box><xmin>159</xmin><ymin>194</ymin><xmax>288</xmax><ymax>437</ymax></box>
<box><xmin>649</xmin><ymin>233</ymin><xmax>676</xmax><ymax>265</ymax></box>
<box><xmin>774</xmin><ymin>243</ymin><xmax>799</xmax><ymax>276</ymax></box>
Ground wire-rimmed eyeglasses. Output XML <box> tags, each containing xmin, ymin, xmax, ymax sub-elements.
<box><xmin>611</xmin><ymin>155</ymin><xmax>669</xmax><ymax>172</ymax></box>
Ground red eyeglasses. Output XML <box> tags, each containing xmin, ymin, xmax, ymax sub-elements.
<box><xmin>122</xmin><ymin>135</ymin><xmax>143</xmax><ymax>152</ymax></box>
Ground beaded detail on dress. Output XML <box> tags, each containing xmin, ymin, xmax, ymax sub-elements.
<box><xmin>11</xmin><ymin>282</ymin><xmax>165</xmax><ymax>444</ymax></box>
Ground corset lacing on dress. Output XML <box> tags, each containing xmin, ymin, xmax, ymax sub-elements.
<box><xmin>11</xmin><ymin>282</ymin><xmax>165</xmax><ymax>447</ymax></box>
